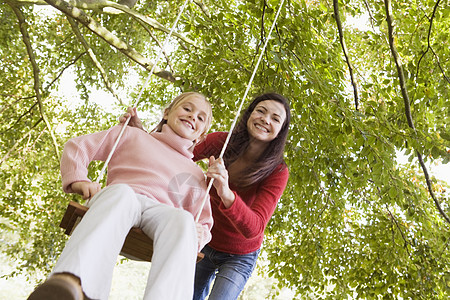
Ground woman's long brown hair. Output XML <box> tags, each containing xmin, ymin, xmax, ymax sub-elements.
<box><xmin>223</xmin><ymin>92</ymin><xmax>291</xmax><ymax>188</ymax></box>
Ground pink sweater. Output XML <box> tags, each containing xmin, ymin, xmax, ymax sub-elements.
<box><xmin>60</xmin><ymin>125</ymin><xmax>212</xmax><ymax>250</ymax></box>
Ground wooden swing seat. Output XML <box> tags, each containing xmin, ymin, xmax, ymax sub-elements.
<box><xmin>60</xmin><ymin>201</ymin><xmax>204</xmax><ymax>262</ymax></box>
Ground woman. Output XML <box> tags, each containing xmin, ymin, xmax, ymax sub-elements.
<box><xmin>122</xmin><ymin>92</ymin><xmax>291</xmax><ymax>300</ymax></box>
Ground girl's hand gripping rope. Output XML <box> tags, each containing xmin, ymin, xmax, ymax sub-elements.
<box><xmin>119</xmin><ymin>107</ymin><xmax>145</xmax><ymax>131</ymax></box>
<box><xmin>70</xmin><ymin>181</ymin><xmax>102</xmax><ymax>200</ymax></box>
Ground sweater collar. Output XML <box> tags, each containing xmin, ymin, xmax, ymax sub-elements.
<box><xmin>151</xmin><ymin>124</ymin><xmax>195</xmax><ymax>159</ymax></box>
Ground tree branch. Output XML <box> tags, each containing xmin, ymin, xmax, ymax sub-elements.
<box><xmin>10</xmin><ymin>0</ymin><xmax>200</xmax><ymax>48</ymax></box>
<box><xmin>43</xmin><ymin>0</ymin><xmax>177</xmax><ymax>83</ymax></box>
<box><xmin>6</xmin><ymin>0</ymin><xmax>61</xmax><ymax>160</ymax></box>
<box><xmin>384</xmin><ymin>0</ymin><xmax>450</xmax><ymax>225</ymax></box>
<box><xmin>253</xmin><ymin>0</ymin><xmax>266</xmax><ymax>70</ymax></box>
<box><xmin>67</xmin><ymin>16</ymin><xmax>124</xmax><ymax>106</ymax></box>
<box><xmin>192</xmin><ymin>0</ymin><xmax>210</xmax><ymax>18</ymax></box>
<box><xmin>333</xmin><ymin>0</ymin><xmax>359</xmax><ymax>111</ymax></box>
<box><xmin>100</xmin><ymin>0</ymin><xmax>199</xmax><ymax>48</ymax></box>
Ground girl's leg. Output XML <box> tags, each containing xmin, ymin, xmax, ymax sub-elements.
<box><xmin>138</xmin><ymin>198</ymin><xmax>198</xmax><ymax>300</ymax></box>
<box><xmin>206</xmin><ymin>249</ymin><xmax>260</xmax><ymax>300</ymax></box>
<box><xmin>193</xmin><ymin>246</ymin><xmax>218</xmax><ymax>300</ymax></box>
<box><xmin>53</xmin><ymin>184</ymin><xmax>141</xmax><ymax>300</ymax></box>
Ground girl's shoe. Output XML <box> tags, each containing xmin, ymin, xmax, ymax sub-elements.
<box><xmin>27</xmin><ymin>273</ymin><xmax>83</xmax><ymax>300</ymax></box>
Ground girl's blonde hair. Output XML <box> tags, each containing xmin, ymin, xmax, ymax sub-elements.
<box><xmin>152</xmin><ymin>92</ymin><xmax>212</xmax><ymax>143</ymax></box>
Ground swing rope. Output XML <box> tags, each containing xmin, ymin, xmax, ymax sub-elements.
<box><xmin>89</xmin><ymin>0</ymin><xmax>285</xmax><ymax>222</ymax></box>
<box><xmin>96</xmin><ymin>0</ymin><xmax>193</xmax><ymax>184</ymax></box>
<box><xmin>195</xmin><ymin>0</ymin><xmax>286</xmax><ymax>222</ymax></box>
<box><xmin>61</xmin><ymin>0</ymin><xmax>284</xmax><ymax>264</ymax></box>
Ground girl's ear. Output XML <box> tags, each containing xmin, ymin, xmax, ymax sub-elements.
<box><xmin>163</xmin><ymin>108</ymin><xmax>170</xmax><ymax>120</ymax></box>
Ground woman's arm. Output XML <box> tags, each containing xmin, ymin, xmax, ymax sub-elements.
<box><xmin>206</xmin><ymin>156</ymin><xmax>235</xmax><ymax>208</ymax></box>
<box><xmin>219</xmin><ymin>166</ymin><xmax>289</xmax><ymax>239</ymax></box>
<box><xmin>200</xmin><ymin>132</ymin><xmax>289</xmax><ymax>239</ymax></box>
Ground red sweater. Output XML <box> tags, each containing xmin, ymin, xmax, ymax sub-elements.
<box><xmin>194</xmin><ymin>132</ymin><xmax>289</xmax><ymax>255</ymax></box>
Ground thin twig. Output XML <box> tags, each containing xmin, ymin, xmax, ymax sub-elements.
<box><xmin>45</xmin><ymin>52</ymin><xmax>86</xmax><ymax>92</ymax></box>
<box><xmin>415</xmin><ymin>0</ymin><xmax>449</xmax><ymax>85</ymax></box>
<box><xmin>136</xmin><ymin>18</ymin><xmax>175</xmax><ymax>74</ymax></box>
<box><xmin>430</xmin><ymin>47</ymin><xmax>450</xmax><ymax>85</ymax></box>
<box><xmin>333</xmin><ymin>0</ymin><xmax>359</xmax><ymax>111</ymax></box>
<box><xmin>363</xmin><ymin>0</ymin><xmax>376</xmax><ymax>31</ymax></box>
<box><xmin>385</xmin><ymin>205</ymin><xmax>411</xmax><ymax>257</ymax></box>
<box><xmin>1</xmin><ymin>102</ymin><xmax>38</xmax><ymax>134</ymax></box>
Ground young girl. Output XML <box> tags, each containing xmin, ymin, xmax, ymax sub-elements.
<box><xmin>28</xmin><ymin>92</ymin><xmax>214</xmax><ymax>300</ymax></box>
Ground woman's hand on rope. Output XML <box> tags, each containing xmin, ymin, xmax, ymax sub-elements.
<box><xmin>119</xmin><ymin>107</ymin><xmax>145</xmax><ymax>131</ymax></box>
<box><xmin>206</xmin><ymin>156</ymin><xmax>235</xmax><ymax>208</ymax></box>
<box><xmin>71</xmin><ymin>181</ymin><xmax>101</xmax><ymax>200</ymax></box>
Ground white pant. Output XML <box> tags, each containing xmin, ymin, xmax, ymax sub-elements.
<box><xmin>53</xmin><ymin>184</ymin><xmax>198</xmax><ymax>300</ymax></box>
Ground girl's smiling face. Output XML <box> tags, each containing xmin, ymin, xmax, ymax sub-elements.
<box><xmin>246</xmin><ymin>100</ymin><xmax>286</xmax><ymax>144</ymax></box>
<box><xmin>164</xmin><ymin>95</ymin><xmax>211</xmax><ymax>142</ymax></box>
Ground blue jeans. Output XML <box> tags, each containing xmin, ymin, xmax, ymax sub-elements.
<box><xmin>193</xmin><ymin>245</ymin><xmax>260</xmax><ymax>300</ymax></box>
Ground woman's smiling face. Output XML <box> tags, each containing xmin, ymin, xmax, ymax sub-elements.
<box><xmin>246</xmin><ymin>100</ymin><xmax>286</xmax><ymax>144</ymax></box>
